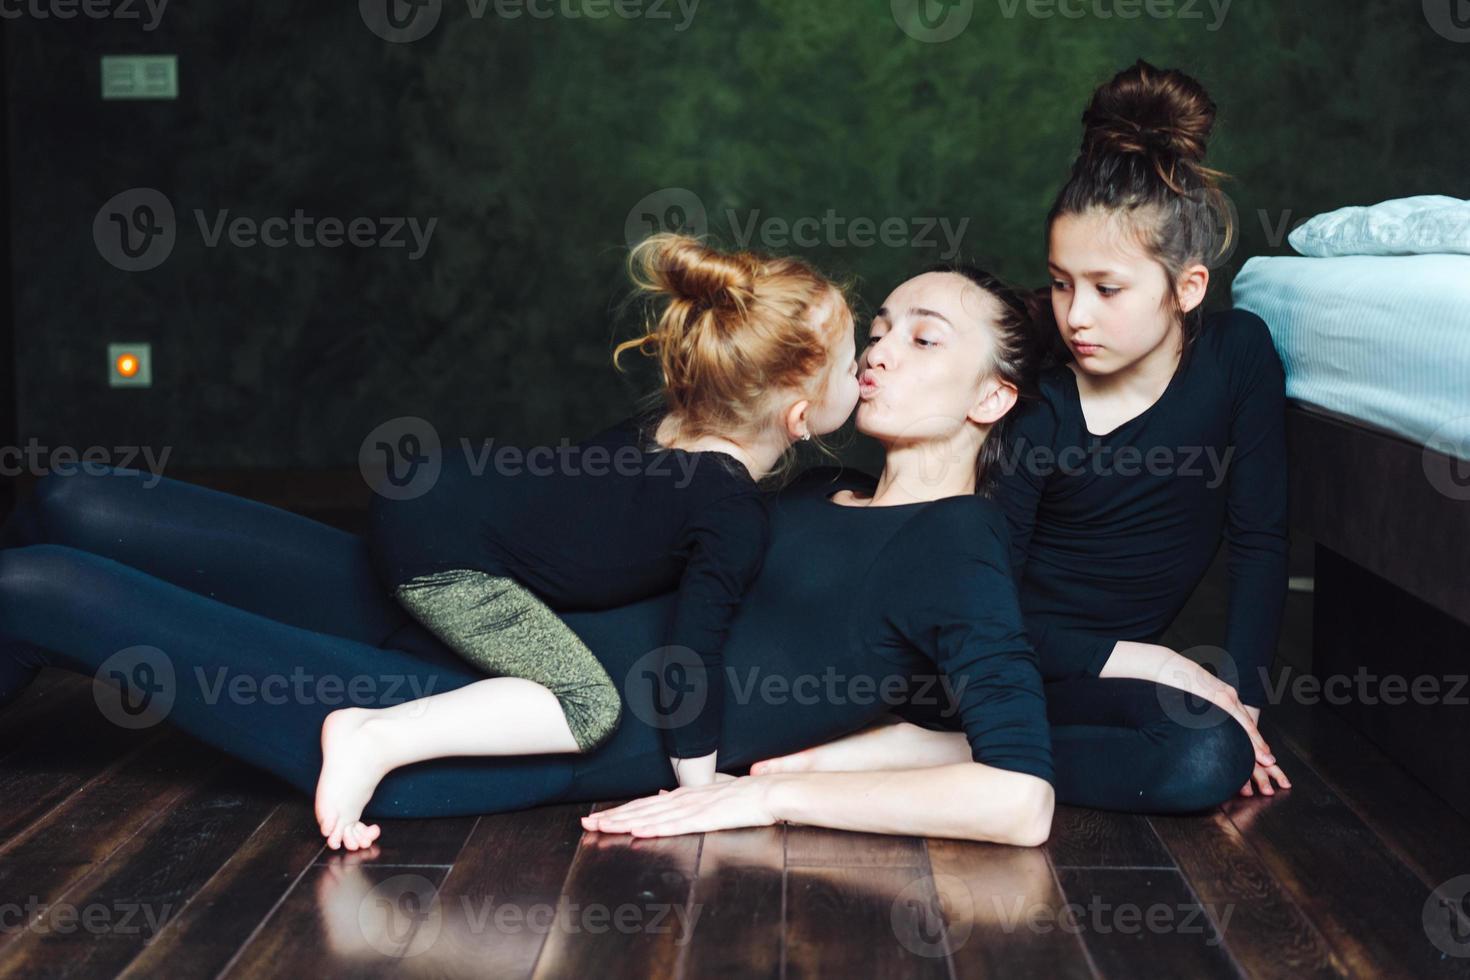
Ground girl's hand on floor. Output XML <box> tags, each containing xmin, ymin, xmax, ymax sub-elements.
<box><xmin>1207</xmin><ymin>677</ymin><xmax>1275</xmax><ymax>766</ymax></box>
<box><xmin>580</xmin><ymin>776</ymin><xmax>776</xmax><ymax>837</ymax></box>
<box><xmin>1240</xmin><ymin>760</ymin><xmax>1292</xmax><ymax>797</ymax></box>
<box><xmin>1238</xmin><ymin>704</ymin><xmax>1291</xmax><ymax>797</ymax></box>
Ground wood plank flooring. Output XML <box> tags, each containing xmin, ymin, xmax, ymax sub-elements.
<box><xmin>2</xmin><ymin>525</ymin><xmax>1468</xmax><ymax>977</ymax></box>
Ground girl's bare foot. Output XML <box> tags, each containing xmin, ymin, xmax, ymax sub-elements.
<box><xmin>315</xmin><ymin>707</ymin><xmax>390</xmax><ymax>851</ymax></box>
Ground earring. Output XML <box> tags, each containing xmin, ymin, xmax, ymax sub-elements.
<box><xmin>800</xmin><ymin>433</ymin><xmax>811</xmax><ymax>442</ymax></box>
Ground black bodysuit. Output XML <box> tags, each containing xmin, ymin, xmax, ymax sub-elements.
<box><xmin>368</xmin><ymin>408</ymin><xmax>770</xmax><ymax>758</ymax></box>
<box><xmin>990</xmin><ymin>308</ymin><xmax>1289</xmax><ymax>706</ymax></box>
<box><xmin>683</xmin><ymin>465</ymin><xmax>1056</xmax><ymax>783</ymax></box>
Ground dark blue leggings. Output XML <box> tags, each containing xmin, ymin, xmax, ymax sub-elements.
<box><xmin>0</xmin><ymin>467</ymin><xmax>1253</xmax><ymax>818</ymax></box>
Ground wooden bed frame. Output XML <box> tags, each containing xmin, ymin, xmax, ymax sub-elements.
<box><xmin>1285</xmin><ymin>401</ymin><xmax>1470</xmax><ymax>817</ymax></box>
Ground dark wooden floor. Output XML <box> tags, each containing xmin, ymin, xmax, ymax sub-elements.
<box><xmin>2</xmin><ymin>528</ymin><xmax>1468</xmax><ymax>977</ymax></box>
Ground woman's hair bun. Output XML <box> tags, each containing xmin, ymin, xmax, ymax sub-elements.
<box><xmin>1080</xmin><ymin>59</ymin><xmax>1216</xmax><ymax>168</ymax></box>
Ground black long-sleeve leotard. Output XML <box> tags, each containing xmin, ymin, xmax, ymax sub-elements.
<box><xmin>660</xmin><ymin>464</ymin><xmax>1054</xmax><ymax>784</ymax></box>
<box><xmin>989</xmin><ymin>308</ymin><xmax>1289</xmax><ymax>705</ymax></box>
<box><xmin>368</xmin><ymin>408</ymin><xmax>770</xmax><ymax>759</ymax></box>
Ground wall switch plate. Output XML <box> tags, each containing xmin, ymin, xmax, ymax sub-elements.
<box><xmin>109</xmin><ymin>343</ymin><xmax>152</xmax><ymax>387</ymax></box>
<box><xmin>101</xmin><ymin>55</ymin><xmax>178</xmax><ymax>100</ymax></box>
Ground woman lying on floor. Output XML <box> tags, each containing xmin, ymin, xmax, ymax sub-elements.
<box><xmin>648</xmin><ymin>60</ymin><xmax>1291</xmax><ymax>838</ymax></box>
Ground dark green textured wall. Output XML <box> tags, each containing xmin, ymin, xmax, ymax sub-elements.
<box><xmin>8</xmin><ymin>0</ymin><xmax>1469</xmax><ymax>468</ymax></box>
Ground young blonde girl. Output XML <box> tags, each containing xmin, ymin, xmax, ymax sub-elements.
<box><xmin>314</xmin><ymin>233</ymin><xmax>860</xmax><ymax>850</ymax></box>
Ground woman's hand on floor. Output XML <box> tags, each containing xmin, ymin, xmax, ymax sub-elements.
<box><xmin>580</xmin><ymin>776</ymin><xmax>775</xmax><ymax>838</ymax></box>
<box><xmin>1237</xmin><ymin>704</ymin><xmax>1292</xmax><ymax>797</ymax></box>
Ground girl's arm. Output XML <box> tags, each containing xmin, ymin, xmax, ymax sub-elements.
<box><xmin>1217</xmin><ymin>311</ymin><xmax>1290</xmax><ymax>708</ymax></box>
<box><xmin>582</xmin><ymin>762</ymin><xmax>1054</xmax><ymax>846</ymax></box>
<box><xmin>1098</xmin><ymin>640</ymin><xmax>1273</xmax><ymax>760</ymax></box>
<box><xmin>659</xmin><ymin>491</ymin><xmax>771</xmax><ymax>785</ymax></box>
<box><xmin>670</xmin><ymin>750</ymin><xmax>718</xmax><ymax>787</ymax></box>
<box><xmin>1098</xmin><ymin>639</ymin><xmax>1289</xmax><ymax>795</ymax></box>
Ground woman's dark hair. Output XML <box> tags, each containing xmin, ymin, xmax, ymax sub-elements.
<box><xmin>924</xmin><ymin>263</ymin><xmax>1045</xmax><ymax>498</ymax></box>
<box><xmin>1041</xmin><ymin>59</ymin><xmax>1234</xmax><ymax>359</ymax></box>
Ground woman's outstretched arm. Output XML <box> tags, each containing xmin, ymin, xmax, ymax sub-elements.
<box><xmin>581</xmin><ymin>761</ymin><xmax>1054</xmax><ymax>846</ymax></box>
<box><xmin>748</xmin><ymin>714</ymin><xmax>972</xmax><ymax>775</ymax></box>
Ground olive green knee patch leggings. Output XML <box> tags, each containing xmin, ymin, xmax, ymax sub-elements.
<box><xmin>391</xmin><ymin>568</ymin><xmax>622</xmax><ymax>752</ymax></box>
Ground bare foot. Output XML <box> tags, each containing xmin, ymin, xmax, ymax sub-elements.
<box><xmin>315</xmin><ymin>707</ymin><xmax>388</xmax><ymax>851</ymax></box>
<box><xmin>341</xmin><ymin>821</ymin><xmax>382</xmax><ymax>851</ymax></box>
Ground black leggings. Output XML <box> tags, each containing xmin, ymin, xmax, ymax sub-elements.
<box><xmin>0</xmin><ymin>467</ymin><xmax>1253</xmax><ymax>818</ymax></box>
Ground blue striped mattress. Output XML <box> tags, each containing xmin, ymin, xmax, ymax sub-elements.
<box><xmin>1232</xmin><ymin>253</ymin><xmax>1470</xmax><ymax>459</ymax></box>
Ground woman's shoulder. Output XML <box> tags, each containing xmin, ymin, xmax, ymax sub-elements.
<box><xmin>884</xmin><ymin>493</ymin><xmax>1013</xmax><ymax>564</ymax></box>
<box><xmin>782</xmin><ymin>464</ymin><xmax>879</xmax><ymax>498</ymax></box>
<box><xmin>858</xmin><ymin>495</ymin><xmax>1019</xmax><ymax>631</ymax></box>
<box><xmin>917</xmin><ymin>492</ymin><xmax>1011</xmax><ymax>538</ymax></box>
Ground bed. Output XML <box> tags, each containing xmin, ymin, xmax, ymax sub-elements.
<box><xmin>1232</xmin><ymin>247</ymin><xmax>1470</xmax><ymax>817</ymax></box>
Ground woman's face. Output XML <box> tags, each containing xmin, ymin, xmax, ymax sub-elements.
<box><xmin>1047</xmin><ymin>208</ymin><xmax>1199</xmax><ymax>376</ymax></box>
<box><xmin>855</xmin><ymin>272</ymin><xmax>1009</xmax><ymax>445</ymax></box>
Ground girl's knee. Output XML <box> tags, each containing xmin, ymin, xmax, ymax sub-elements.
<box><xmin>28</xmin><ymin>468</ymin><xmax>137</xmax><ymax>542</ymax></box>
<box><xmin>567</xmin><ymin>677</ymin><xmax>623</xmax><ymax>752</ymax></box>
<box><xmin>34</xmin><ymin>466</ymin><xmax>110</xmax><ymax>510</ymax></box>
<box><xmin>1157</xmin><ymin>713</ymin><xmax>1255</xmax><ymax>812</ymax></box>
<box><xmin>0</xmin><ymin>544</ymin><xmax>81</xmax><ymax>603</ymax></box>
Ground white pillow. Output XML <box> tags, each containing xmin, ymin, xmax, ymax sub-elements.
<box><xmin>1288</xmin><ymin>195</ymin><xmax>1470</xmax><ymax>257</ymax></box>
